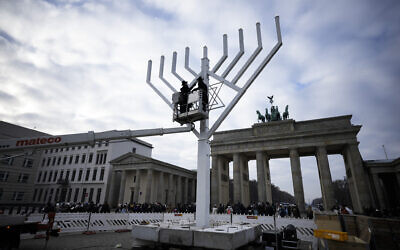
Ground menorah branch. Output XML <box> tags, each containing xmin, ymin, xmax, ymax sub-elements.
<box><xmin>211</xmin><ymin>34</ymin><xmax>228</xmax><ymax>73</ymax></box>
<box><xmin>146</xmin><ymin>60</ymin><xmax>173</xmax><ymax>109</ymax></box>
<box><xmin>185</xmin><ymin>47</ymin><xmax>198</xmax><ymax>77</ymax></box>
<box><xmin>221</xmin><ymin>29</ymin><xmax>244</xmax><ymax>78</ymax></box>
<box><xmin>208</xmin><ymin>16</ymin><xmax>282</xmax><ymax>137</ymax></box>
<box><xmin>159</xmin><ymin>56</ymin><xmax>177</xmax><ymax>93</ymax></box>
<box><xmin>172</xmin><ymin>52</ymin><xmax>184</xmax><ymax>82</ymax></box>
<box><xmin>231</xmin><ymin>23</ymin><xmax>263</xmax><ymax>85</ymax></box>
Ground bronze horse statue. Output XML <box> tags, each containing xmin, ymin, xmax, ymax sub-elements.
<box><xmin>265</xmin><ymin>108</ymin><xmax>271</xmax><ymax>122</ymax></box>
<box><xmin>256</xmin><ymin>110</ymin><xmax>265</xmax><ymax>123</ymax></box>
<box><xmin>283</xmin><ymin>105</ymin><xmax>289</xmax><ymax>120</ymax></box>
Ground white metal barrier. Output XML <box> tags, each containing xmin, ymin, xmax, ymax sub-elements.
<box><xmin>232</xmin><ymin>214</ymin><xmax>316</xmax><ymax>242</ymax></box>
<box><xmin>55</xmin><ymin>213</ymin><xmax>90</xmax><ymax>233</ymax></box>
<box><xmin>210</xmin><ymin>213</ymin><xmax>231</xmax><ymax>224</ymax></box>
<box><xmin>128</xmin><ymin>212</ymin><xmax>163</xmax><ymax>226</ymax></box>
<box><xmin>25</xmin><ymin>212</ymin><xmax>316</xmax><ymax>242</ymax></box>
<box><xmin>163</xmin><ymin>212</ymin><xmax>194</xmax><ymax>223</ymax></box>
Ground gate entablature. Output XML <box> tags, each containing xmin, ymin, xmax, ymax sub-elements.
<box><xmin>210</xmin><ymin>115</ymin><xmax>361</xmax><ymax>159</ymax></box>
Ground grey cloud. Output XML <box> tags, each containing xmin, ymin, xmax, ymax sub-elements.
<box><xmin>0</xmin><ymin>30</ymin><xmax>21</xmax><ymax>46</ymax></box>
<box><xmin>0</xmin><ymin>90</ymin><xmax>18</xmax><ymax>104</ymax></box>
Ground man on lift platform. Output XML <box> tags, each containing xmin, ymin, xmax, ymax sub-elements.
<box><xmin>192</xmin><ymin>77</ymin><xmax>208</xmax><ymax>111</ymax></box>
<box><xmin>173</xmin><ymin>77</ymin><xmax>209</xmax><ymax>124</ymax></box>
<box><xmin>178</xmin><ymin>77</ymin><xmax>208</xmax><ymax>113</ymax></box>
<box><xmin>179</xmin><ymin>80</ymin><xmax>195</xmax><ymax>113</ymax></box>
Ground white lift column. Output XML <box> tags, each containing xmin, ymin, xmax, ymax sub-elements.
<box><xmin>195</xmin><ymin>47</ymin><xmax>211</xmax><ymax>228</ymax></box>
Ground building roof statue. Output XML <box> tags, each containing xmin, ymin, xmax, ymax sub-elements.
<box><xmin>256</xmin><ymin>95</ymin><xmax>289</xmax><ymax>123</ymax></box>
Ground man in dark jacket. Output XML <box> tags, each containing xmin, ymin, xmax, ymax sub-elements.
<box><xmin>179</xmin><ymin>81</ymin><xmax>194</xmax><ymax>113</ymax></box>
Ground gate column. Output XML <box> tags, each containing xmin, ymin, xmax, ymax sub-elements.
<box><xmin>342</xmin><ymin>144</ymin><xmax>372</xmax><ymax>213</ymax></box>
<box><xmin>211</xmin><ymin>155</ymin><xmax>220</xmax><ymax>205</ymax></box>
<box><xmin>219</xmin><ymin>157</ymin><xmax>230</xmax><ymax>205</ymax></box>
<box><xmin>264</xmin><ymin>155</ymin><xmax>273</xmax><ymax>204</ymax></box>
<box><xmin>240</xmin><ymin>155</ymin><xmax>250</xmax><ymax>206</ymax></box>
<box><xmin>290</xmin><ymin>148</ymin><xmax>306</xmax><ymax>215</ymax></box>
<box><xmin>316</xmin><ymin>146</ymin><xmax>335</xmax><ymax>210</ymax></box>
<box><xmin>256</xmin><ymin>151</ymin><xmax>266</xmax><ymax>202</ymax></box>
<box><xmin>233</xmin><ymin>153</ymin><xmax>241</xmax><ymax>203</ymax></box>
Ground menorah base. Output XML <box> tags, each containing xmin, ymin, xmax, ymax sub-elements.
<box><xmin>132</xmin><ymin>222</ymin><xmax>262</xmax><ymax>249</ymax></box>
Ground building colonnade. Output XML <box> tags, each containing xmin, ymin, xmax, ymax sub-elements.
<box><xmin>108</xmin><ymin>153</ymin><xmax>196</xmax><ymax>208</ymax></box>
<box><xmin>210</xmin><ymin>116</ymin><xmax>374</xmax><ymax>215</ymax></box>
<box><xmin>211</xmin><ymin>143</ymin><xmax>371</xmax><ymax>215</ymax></box>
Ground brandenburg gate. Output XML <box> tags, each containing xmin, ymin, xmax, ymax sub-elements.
<box><xmin>210</xmin><ymin>115</ymin><xmax>373</xmax><ymax>214</ymax></box>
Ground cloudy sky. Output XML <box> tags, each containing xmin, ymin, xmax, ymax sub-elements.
<box><xmin>1</xmin><ymin>0</ymin><xmax>399</xmax><ymax>202</ymax></box>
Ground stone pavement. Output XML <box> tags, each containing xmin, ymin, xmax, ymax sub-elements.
<box><xmin>19</xmin><ymin>231</ymin><xmax>132</xmax><ymax>250</ymax></box>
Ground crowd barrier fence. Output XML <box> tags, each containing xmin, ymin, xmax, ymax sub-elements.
<box><xmin>26</xmin><ymin>212</ymin><xmax>316</xmax><ymax>242</ymax></box>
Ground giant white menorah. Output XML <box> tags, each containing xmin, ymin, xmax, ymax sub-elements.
<box><xmin>146</xmin><ymin>16</ymin><xmax>282</xmax><ymax>228</ymax></box>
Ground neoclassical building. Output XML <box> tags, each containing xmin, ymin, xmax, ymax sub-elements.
<box><xmin>365</xmin><ymin>158</ymin><xmax>400</xmax><ymax>211</ymax></box>
<box><xmin>1</xmin><ymin>121</ymin><xmax>154</xmax><ymax>207</ymax></box>
<box><xmin>32</xmin><ymin>138</ymin><xmax>152</xmax><ymax>206</ymax></box>
<box><xmin>0</xmin><ymin>121</ymin><xmax>48</xmax><ymax>206</ymax></box>
<box><xmin>108</xmin><ymin>153</ymin><xmax>196</xmax><ymax>207</ymax></box>
<box><xmin>210</xmin><ymin>115</ymin><xmax>374</xmax><ymax>214</ymax></box>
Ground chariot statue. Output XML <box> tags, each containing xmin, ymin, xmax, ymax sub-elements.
<box><xmin>256</xmin><ymin>95</ymin><xmax>289</xmax><ymax>123</ymax></box>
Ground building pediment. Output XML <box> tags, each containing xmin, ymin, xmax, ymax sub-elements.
<box><xmin>110</xmin><ymin>152</ymin><xmax>151</xmax><ymax>165</ymax></box>
<box><xmin>110</xmin><ymin>152</ymin><xmax>196</xmax><ymax>177</ymax></box>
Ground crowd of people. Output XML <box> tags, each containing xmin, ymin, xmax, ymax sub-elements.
<box><xmin>41</xmin><ymin>201</ymin><xmax>111</xmax><ymax>213</ymax></box>
<box><xmin>114</xmin><ymin>202</ymin><xmax>196</xmax><ymax>213</ymax></box>
<box><xmin>4</xmin><ymin>200</ymin><xmax>398</xmax><ymax>220</ymax></box>
<box><xmin>211</xmin><ymin>202</ymin><xmax>305</xmax><ymax>218</ymax></box>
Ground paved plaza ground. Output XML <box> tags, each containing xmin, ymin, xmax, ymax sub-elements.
<box><xmin>19</xmin><ymin>231</ymin><xmax>132</xmax><ymax>250</ymax></box>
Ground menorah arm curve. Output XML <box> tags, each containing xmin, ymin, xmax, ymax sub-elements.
<box><xmin>172</xmin><ymin>51</ymin><xmax>184</xmax><ymax>82</ymax></box>
<box><xmin>231</xmin><ymin>22</ymin><xmax>263</xmax><ymax>85</ymax></box>
<box><xmin>185</xmin><ymin>47</ymin><xmax>198</xmax><ymax>77</ymax></box>
<box><xmin>221</xmin><ymin>28</ymin><xmax>244</xmax><ymax>78</ymax></box>
<box><xmin>159</xmin><ymin>55</ymin><xmax>178</xmax><ymax>93</ymax></box>
<box><xmin>211</xmin><ymin>34</ymin><xmax>228</xmax><ymax>74</ymax></box>
<box><xmin>208</xmin><ymin>16</ymin><xmax>282</xmax><ymax>138</ymax></box>
<box><xmin>146</xmin><ymin>60</ymin><xmax>173</xmax><ymax>109</ymax></box>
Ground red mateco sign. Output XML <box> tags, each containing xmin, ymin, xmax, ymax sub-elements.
<box><xmin>16</xmin><ymin>137</ymin><xmax>62</xmax><ymax>147</ymax></box>
<box><xmin>246</xmin><ymin>215</ymin><xmax>258</xmax><ymax>219</ymax></box>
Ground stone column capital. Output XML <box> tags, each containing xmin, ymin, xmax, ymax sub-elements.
<box><xmin>316</xmin><ymin>146</ymin><xmax>327</xmax><ymax>154</ymax></box>
<box><xmin>256</xmin><ymin>151</ymin><xmax>270</xmax><ymax>160</ymax></box>
<box><xmin>289</xmin><ymin>148</ymin><xmax>299</xmax><ymax>157</ymax></box>
<box><xmin>344</xmin><ymin>142</ymin><xmax>360</xmax><ymax>150</ymax></box>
